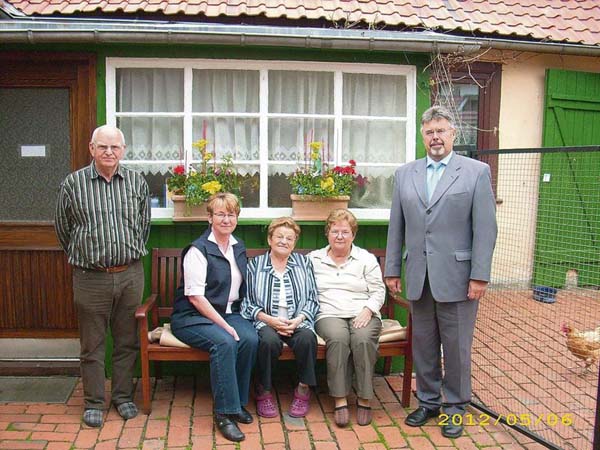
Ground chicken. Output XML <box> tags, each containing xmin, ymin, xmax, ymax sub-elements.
<box><xmin>560</xmin><ymin>323</ymin><xmax>600</xmax><ymax>369</ymax></box>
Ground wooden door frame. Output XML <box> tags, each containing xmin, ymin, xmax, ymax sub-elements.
<box><xmin>431</xmin><ymin>61</ymin><xmax>502</xmax><ymax>189</ymax></box>
<box><xmin>0</xmin><ymin>51</ymin><xmax>96</xmax><ymax>249</ymax></box>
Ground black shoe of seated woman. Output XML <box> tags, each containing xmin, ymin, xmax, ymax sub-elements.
<box><xmin>229</xmin><ymin>407</ymin><xmax>253</xmax><ymax>424</ymax></box>
<box><xmin>214</xmin><ymin>414</ymin><xmax>245</xmax><ymax>442</ymax></box>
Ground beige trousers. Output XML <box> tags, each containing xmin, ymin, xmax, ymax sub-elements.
<box><xmin>315</xmin><ymin>316</ymin><xmax>381</xmax><ymax>400</ymax></box>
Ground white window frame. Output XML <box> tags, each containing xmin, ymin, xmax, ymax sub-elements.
<box><xmin>106</xmin><ymin>57</ymin><xmax>417</xmax><ymax>220</ymax></box>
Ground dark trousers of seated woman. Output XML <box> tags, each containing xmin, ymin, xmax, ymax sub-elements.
<box><xmin>257</xmin><ymin>326</ymin><xmax>317</xmax><ymax>391</ymax></box>
<box><xmin>172</xmin><ymin>314</ymin><xmax>258</xmax><ymax>415</ymax></box>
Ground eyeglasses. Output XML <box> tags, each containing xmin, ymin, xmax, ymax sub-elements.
<box><xmin>273</xmin><ymin>234</ymin><xmax>296</xmax><ymax>243</ymax></box>
<box><xmin>213</xmin><ymin>213</ymin><xmax>237</xmax><ymax>220</ymax></box>
<box><xmin>329</xmin><ymin>230</ymin><xmax>352</xmax><ymax>238</ymax></box>
<box><xmin>95</xmin><ymin>144</ymin><xmax>124</xmax><ymax>153</ymax></box>
<box><xmin>424</xmin><ymin>128</ymin><xmax>453</xmax><ymax>138</ymax></box>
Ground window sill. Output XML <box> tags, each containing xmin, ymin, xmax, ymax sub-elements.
<box><xmin>150</xmin><ymin>217</ymin><xmax>390</xmax><ymax>226</ymax></box>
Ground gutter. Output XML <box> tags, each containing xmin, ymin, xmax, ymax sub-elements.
<box><xmin>0</xmin><ymin>18</ymin><xmax>481</xmax><ymax>54</ymax></box>
<box><xmin>473</xmin><ymin>36</ymin><xmax>600</xmax><ymax>58</ymax></box>
<box><xmin>1</xmin><ymin>17</ymin><xmax>599</xmax><ymax>57</ymax></box>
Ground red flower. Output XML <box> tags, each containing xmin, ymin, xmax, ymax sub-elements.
<box><xmin>173</xmin><ymin>165</ymin><xmax>185</xmax><ymax>175</ymax></box>
<box><xmin>348</xmin><ymin>159</ymin><xmax>356</xmax><ymax>167</ymax></box>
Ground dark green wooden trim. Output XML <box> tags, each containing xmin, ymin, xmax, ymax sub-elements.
<box><xmin>151</xmin><ymin>217</ymin><xmax>390</xmax><ymax>226</ymax></box>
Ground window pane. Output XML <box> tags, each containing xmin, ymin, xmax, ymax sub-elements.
<box><xmin>192</xmin><ymin>117</ymin><xmax>259</xmax><ymax>161</ymax></box>
<box><xmin>118</xmin><ymin>117</ymin><xmax>183</xmax><ymax>161</ymax></box>
<box><xmin>343</xmin><ymin>73</ymin><xmax>407</xmax><ymax>117</ymax></box>
<box><xmin>238</xmin><ymin>164</ymin><xmax>260</xmax><ymax>208</ymax></box>
<box><xmin>269</xmin><ymin>71</ymin><xmax>334</xmax><ymax>114</ymax></box>
<box><xmin>117</xmin><ymin>68</ymin><xmax>183</xmax><ymax>112</ymax></box>
<box><xmin>348</xmin><ymin>166</ymin><xmax>395</xmax><ymax>209</ymax></box>
<box><xmin>193</xmin><ymin>70</ymin><xmax>259</xmax><ymax>113</ymax></box>
<box><xmin>342</xmin><ymin>119</ymin><xmax>406</xmax><ymax>164</ymax></box>
<box><xmin>268</xmin><ymin>164</ymin><xmax>294</xmax><ymax>207</ymax></box>
<box><xmin>269</xmin><ymin>118</ymin><xmax>334</xmax><ymax>161</ymax></box>
<box><xmin>438</xmin><ymin>83</ymin><xmax>479</xmax><ymax>150</ymax></box>
<box><xmin>122</xmin><ymin>162</ymin><xmax>171</xmax><ymax>208</ymax></box>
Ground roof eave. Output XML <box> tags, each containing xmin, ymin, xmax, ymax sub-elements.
<box><xmin>1</xmin><ymin>18</ymin><xmax>599</xmax><ymax>56</ymax></box>
<box><xmin>0</xmin><ymin>18</ymin><xmax>480</xmax><ymax>53</ymax></box>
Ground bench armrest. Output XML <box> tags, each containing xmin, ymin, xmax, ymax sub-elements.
<box><xmin>388</xmin><ymin>295</ymin><xmax>410</xmax><ymax>310</ymax></box>
<box><xmin>135</xmin><ymin>294</ymin><xmax>158</xmax><ymax>320</ymax></box>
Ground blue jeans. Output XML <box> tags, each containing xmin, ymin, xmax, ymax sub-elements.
<box><xmin>172</xmin><ymin>314</ymin><xmax>258</xmax><ymax>414</ymax></box>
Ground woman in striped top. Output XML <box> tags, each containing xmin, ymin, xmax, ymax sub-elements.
<box><xmin>242</xmin><ymin>217</ymin><xmax>319</xmax><ymax>418</ymax></box>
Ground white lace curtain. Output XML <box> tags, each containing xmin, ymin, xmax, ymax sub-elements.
<box><xmin>116</xmin><ymin>67</ymin><xmax>407</xmax><ymax>206</ymax></box>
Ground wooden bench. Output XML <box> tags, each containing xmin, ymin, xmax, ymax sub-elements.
<box><xmin>135</xmin><ymin>247</ymin><xmax>413</xmax><ymax>414</ymax></box>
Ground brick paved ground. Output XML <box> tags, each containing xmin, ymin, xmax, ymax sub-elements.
<box><xmin>0</xmin><ymin>374</ymin><xmax>551</xmax><ymax>450</ymax></box>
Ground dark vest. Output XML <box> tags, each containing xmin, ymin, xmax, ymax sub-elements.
<box><xmin>171</xmin><ymin>228</ymin><xmax>247</xmax><ymax>328</ymax></box>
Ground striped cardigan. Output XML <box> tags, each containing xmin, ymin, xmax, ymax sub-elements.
<box><xmin>242</xmin><ymin>252</ymin><xmax>319</xmax><ymax>332</ymax></box>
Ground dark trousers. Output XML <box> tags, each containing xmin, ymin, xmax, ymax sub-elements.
<box><xmin>72</xmin><ymin>260</ymin><xmax>144</xmax><ymax>410</ymax></box>
<box><xmin>173</xmin><ymin>313</ymin><xmax>258</xmax><ymax>415</ymax></box>
<box><xmin>257</xmin><ymin>326</ymin><xmax>317</xmax><ymax>391</ymax></box>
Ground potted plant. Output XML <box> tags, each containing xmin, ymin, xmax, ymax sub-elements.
<box><xmin>288</xmin><ymin>139</ymin><xmax>366</xmax><ymax>220</ymax></box>
<box><xmin>167</xmin><ymin>139</ymin><xmax>242</xmax><ymax>221</ymax></box>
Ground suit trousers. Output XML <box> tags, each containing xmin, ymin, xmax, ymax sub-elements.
<box><xmin>256</xmin><ymin>326</ymin><xmax>317</xmax><ymax>391</ymax></box>
<box><xmin>72</xmin><ymin>260</ymin><xmax>144</xmax><ymax>410</ymax></box>
<box><xmin>315</xmin><ymin>316</ymin><xmax>381</xmax><ymax>400</ymax></box>
<box><xmin>410</xmin><ymin>277</ymin><xmax>479</xmax><ymax>416</ymax></box>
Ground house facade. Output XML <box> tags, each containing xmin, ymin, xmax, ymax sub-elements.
<box><xmin>0</xmin><ymin>1</ymin><xmax>598</xmax><ymax>361</ymax></box>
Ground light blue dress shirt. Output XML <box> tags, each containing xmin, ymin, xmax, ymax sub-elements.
<box><xmin>426</xmin><ymin>152</ymin><xmax>453</xmax><ymax>202</ymax></box>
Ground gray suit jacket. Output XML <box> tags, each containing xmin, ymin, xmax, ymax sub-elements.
<box><xmin>385</xmin><ymin>153</ymin><xmax>497</xmax><ymax>302</ymax></box>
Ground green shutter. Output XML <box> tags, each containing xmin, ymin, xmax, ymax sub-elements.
<box><xmin>534</xmin><ymin>69</ymin><xmax>600</xmax><ymax>287</ymax></box>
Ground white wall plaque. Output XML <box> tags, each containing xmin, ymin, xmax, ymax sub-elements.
<box><xmin>21</xmin><ymin>145</ymin><xmax>46</xmax><ymax>157</ymax></box>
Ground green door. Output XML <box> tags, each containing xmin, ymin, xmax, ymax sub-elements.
<box><xmin>534</xmin><ymin>69</ymin><xmax>600</xmax><ymax>287</ymax></box>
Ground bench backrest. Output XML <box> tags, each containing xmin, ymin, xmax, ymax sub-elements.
<box><xmin>149</xmin><ymin>247</ymin><xmax>395</xmax><ymax>325</ymax></box>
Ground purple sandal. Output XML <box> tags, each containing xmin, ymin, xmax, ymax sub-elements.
<box><xmin>256</xmin><ymin>391</ymin><xmax>278</xmax><ymax>418</ymax></box>
<box><xmin>289</xmin><ymin>387</ymin><xmax>311</xmax><ymax>418</ymax></box>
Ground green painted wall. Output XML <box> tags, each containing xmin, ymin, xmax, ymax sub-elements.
<box><xmin>6</xmin><ymin>42</ymin><xmax>431</xmax><ymax>374</ymax></box>
<box><xmin>535</xmin><ymin>69</ymin><xmax>600</xmax><ymax>287</ymax></box>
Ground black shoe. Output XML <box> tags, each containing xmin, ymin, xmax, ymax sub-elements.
<box><xmin>215</xmin><ymin>414</ymin><xmax>245</xmax><ymax>442</ymax></box>
<box><xmin>405</xmin><ymin>406</ymin><xmax>440</xmax><ymax>427</ymax></box>
<box><xmin>229</xmin><ymin>407</ymin><xmax>253</xmax><ymax>424</ymax></box>
<box><xmin>442</xmin><ymin>423</ymin><xmax>464</xmax><ymax>438</ymax></box>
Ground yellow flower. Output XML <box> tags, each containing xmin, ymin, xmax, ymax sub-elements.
<box><xmin>201</xmin><ymin>180</ymin><xmax>222</xmax><ymax>195</ymax></box>
<box><xmin>192</xmin><ymin>139</ymin><xmax>208</xmax><ymax>151</ymax></box>
<box><xmin>320</xmin><ymin>176</ymin><xmax>335</xmax><ymax>192</ymax></box>
<box><xmin>309</xmin><ymin>141</ymin><xmax>323</xmax><ymax>161</ymax></box>
<box><xmin>309</xmin><ymin>141</ymin><xmax>322</xmax><ymax>151</ymax></box>
<box><xmin>203</xmin><ymin>152</ymin><xmax>213</xmax><ymax>161</ymax></box>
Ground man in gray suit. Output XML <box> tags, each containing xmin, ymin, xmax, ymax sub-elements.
<box><xmin>384</xmin><ymin>106</ymin><xmax>497</xmax><ymax>438</ymax></box>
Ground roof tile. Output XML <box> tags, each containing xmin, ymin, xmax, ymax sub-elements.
<box><xmin>6</xmin><ymin>0</ymin><xmax>600</xmax><ymax>46</ymax></box>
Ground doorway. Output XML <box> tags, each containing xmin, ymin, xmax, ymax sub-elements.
<box><xmin>0</xmin><ymin>52</ymin><xmax>96</xmax><ymax>364</ymax></box>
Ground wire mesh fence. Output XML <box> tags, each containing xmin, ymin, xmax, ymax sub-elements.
<box><xmin>470</xmin><ymin>147</ymin><xmax>600</xmax><ymax>450</ymax></box>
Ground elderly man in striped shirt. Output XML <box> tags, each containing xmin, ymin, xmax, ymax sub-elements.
<box><xmin>55</xmin><ymin>125</ymin><xmax>150</xmax><ymax>428</ymax></box>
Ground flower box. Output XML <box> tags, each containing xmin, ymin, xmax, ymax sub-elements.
<box><xmin>291</xmin><ymin>194</ymin><xmax>350</xmax><ymax>220</ymax></box>
<box><xmin>171</xmin><ymin>194</ymin><xmax>209</xmax><ymax>221</ymax></box>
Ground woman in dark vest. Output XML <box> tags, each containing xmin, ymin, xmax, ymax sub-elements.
<box><xmin>171</xmin><ymin>193</ymin><xmax>258</xmax><ymax>443</ymax></box>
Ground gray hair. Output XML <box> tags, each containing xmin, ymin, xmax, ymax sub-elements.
<box><xmin>90</xmin><ymin>125</ymin><xmax>126</xmax><ymax>145</ymax></box>
<box><xmin>421</xmin><ymin>106</ymin><xmax>455</xmax><ymax>129</ymax></box>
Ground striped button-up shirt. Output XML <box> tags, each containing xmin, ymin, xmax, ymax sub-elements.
<box><xmin>54</xmin><ymin>162</ymin><xmax>151</xmax><ymax>269</ymax></box>
<box><xmin>242</xmin><ymin>252</ymin><xmax>319</xmax><ymax>332</ymax></box>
